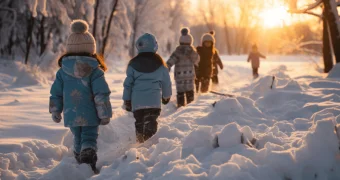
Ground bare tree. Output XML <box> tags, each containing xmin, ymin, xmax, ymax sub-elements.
<box><xmin>288</xmin><ymin>0</ymin><xmax>340</xmax><ymax>72</ymax></box>
<box><xmin>101</xmin><ymin>0</ymin><xmax>119</xmax><ymax>55</ymax></box>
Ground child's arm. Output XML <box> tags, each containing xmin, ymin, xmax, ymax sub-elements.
<box><xmin>49</xmin><ymin>70</ymin><xmax>63</xmax><ymax>123</ymax></box>
<box><xmin>247</xmin><ymin>53</ymin><xmax>251</xmax><ymax>62</ymax></box>
<box><xmin>166</xmin><ymin>51</ymin><xmax>179</xmax><ymax>70</ymax></box>
<box><xmin>161</xmin><ymin>67</ymin><xmax>172</xmax><ymax>102</ymax></box>
<box><xmin>122</xmin><ymin>66</ymin><xmax>134</xmax><ymax>111</ymax></box>
<box><xmin>191</xmin><ymin>50</ymin><xmax>200</xmax><ymax>66</ymax></box>
<box><xmin>259</xmin><ymin>53</ymin><xmax>266</xmax><ymax>59</ymax></box>
<box><xmin>91</xmin><ymin>68</ymin><xmax>112</xmax><ymax>122</ymax></box>
<box><xmin>214</xmin><ymin>50</ymin><xmax>223</xmax><ymax>69</ymax></box>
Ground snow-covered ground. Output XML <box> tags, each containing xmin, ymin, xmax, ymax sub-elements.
<box><xmin>1</xmin><ymin>55</ymin><xmax>340</xmax><ymax>180</ymax></box>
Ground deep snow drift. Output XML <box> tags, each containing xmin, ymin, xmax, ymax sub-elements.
<box><xmin>1</xmin><ymin>56</ymin><xmax>340</xmax><ymax>180</ymax></box>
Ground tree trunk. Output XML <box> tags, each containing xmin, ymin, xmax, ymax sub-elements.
<box><xmin>130</xmin><ymin>10</ymin><xmax>139</xmax><ymax>58</ymax></box>
<box><xmin>39</xmin><ymin>15</ymin><xmax>46</xmax><ymax>56</ymax></box>
<box><xmin>323</xmin><ymin>10</ymin><xmax>334</xmax><ymax>73</ymax></box>
<box><xmin>324</xmin><ymin>0</ymin><xmax>340</xmax><ymax>63</ymax></box>
<box><xmin>92</xmin><ymin>0</ymin><xmax>100</xmax><ymax>38</ymax></box>
<box><xmin>223</xmin><ymin>19</ymin><xmax>232</xmax><ymax>55</ymax></box>
<box><xmin>101</xmin><ymin>0</ymin><xmax>118</xmax><ymax>55</ymax></box>
<box><xmin>25</xmin><ymin>14</ymin><xmax>34</xmax><ymax>65</ymax></box>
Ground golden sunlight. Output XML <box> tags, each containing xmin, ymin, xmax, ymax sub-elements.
<box><xmin>259</xmin><ymin>5</ymin><xmax>292</xmax><ymax>28</ymax></box>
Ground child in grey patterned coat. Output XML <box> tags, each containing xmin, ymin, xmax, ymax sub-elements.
<box><xmin>167</xmin><ymin>28</ymin><xmax>200</xmax><ymax>107</ymax></box>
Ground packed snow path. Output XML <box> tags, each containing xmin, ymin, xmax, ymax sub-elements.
<box><xmin>1</xmin><ymin>56</ymin><xmax>340</xmax><ymax>180</ymax></box>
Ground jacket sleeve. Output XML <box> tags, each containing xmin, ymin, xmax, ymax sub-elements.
<box><xmin>91</xmin><ymin>68</ymin><xmax>112</xmax><ymax>119</ymax></box>
<box><xmin>214</xmin><ymin>50</ymin><xmax>223</xmax><ymax>69</ymax></box>
<box><xmin>259</xmin><ymin>53</ymin><xmax>266</xmax><ymax>59</ymax></box>
<box><xmin>123</xmin><ymin>66</ymin><xmax>134</xmax><ymax>101</ymax></box>
<box><xmin>161</xmin><ymin>67</ymin><xmax>172</xmax><ymax>99</ymax></box>
<box><xmin>166</xmin><ymin>50</ymin><xmax>179</xmax><ymax>69</ymax></box>
<box><xmin>247</xmin><ymin>53</ymin><xmax>251</xmax><ymax>62</ymax></box>
<box><xmin>191</xmin><ymin>49</ymin><xmax>200</xmax><ymax>66</ymax></box>
<box><xmin>50</xmin><ymin>69</ymin><xmax>64</xmax><ymax>113</ymax></box>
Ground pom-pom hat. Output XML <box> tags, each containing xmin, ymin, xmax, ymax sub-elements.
<box><xmin>179</xmin><ymin>27</ymin><xmax>193</xmax><ymax>45</ymax></box>
<box><xmin>201</xmin><ymin>33</ymin><xmax>215</xmax><ymax>45</ymax></box>
<box><xmin>66</xmin><ymin>19</ymin><xmax>96</xmax><ymax>54</ymax></box>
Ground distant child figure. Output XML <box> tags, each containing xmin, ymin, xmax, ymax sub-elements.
<box><xmin>209</xmin><ymin>31</ymin><xmax>224</xmax><ymax>84</ymax></box>
<box><xmin>49</xmin><ymin>20</ymin><xmax>112</xmax><ymax>171</ymax></box>
<box><xmin>123</xmin><ymin>33</ymin><xmax>172</xmax><ymax>143</ymax></box>
<box><xmin>247</xmin><ymin>44</ymin><xmax>266</xmax><ymax>79</ymax></box>
<box><xmin>167</xmin><ymin>28</ymin><xmax>199</xmax><ymax>107</ymax></box>
<box><xmin>195</xmin><ymin>33</ymin><xmax>216</xmax><ymax>93</ymax></box>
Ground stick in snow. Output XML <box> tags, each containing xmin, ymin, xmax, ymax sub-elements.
<box><xmin>210</xmin><ymin>91</ymin><xmax>236</xmax><ymax>98</ymax></box>
<box><xmin>270</xmin><ymin>76</ymin><xmax>276</xmax><ymax>89</ymax></box>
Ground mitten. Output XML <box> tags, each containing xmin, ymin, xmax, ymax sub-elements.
<box><xmin>124</xmin><ymin>100</ymin><xmax>132</xmax><ymax>112</ymax></box>
<box><xmin>52</xmin><ymin>112</ymin><xmax>62</xmax><ymax>123</ymax></box>
<box><xmin>162</xmin><ymin>98</ymin><xmax>170</xmax><ymax>105</ymax></box>
<box><xmin>100</xmin><ymin>118</ymin><xmax>110</xmax><ymax>125</ymax></box>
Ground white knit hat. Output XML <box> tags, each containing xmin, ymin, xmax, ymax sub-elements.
<box><xmin>179</xmin><ymin>28</ymin><xmax>193</xmax><ymax>45</ymax></box>
<box><xmin>201</xmin><ymin>33</ymin><xmax>215</xmax><ymax>45</ymax></box>
<box><xmin>66</xmin><ymin>19</ymin><xmax>96</xmax><ymax>54</ymax></box>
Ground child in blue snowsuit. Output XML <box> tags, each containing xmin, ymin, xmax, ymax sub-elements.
<box><xmin>123</xmin><ymin>33</ymin><xmax>172</xmax><ymax>143</ymax></box>
<box><xmin>49</xmin><ymin>20</ymin><xmax>112</xmax><ymax>169</ymax></box>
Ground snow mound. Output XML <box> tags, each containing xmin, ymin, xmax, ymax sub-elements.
<box><xmin>327</xmin><ymin>63</ymin><xmax>340</xmax><ymax>78</ymax></box>
<box><xmin>252</xmin><ymin>76</ymin><xmax>277</xmax><ymax>92</ymax></box>
<box><xmin>0</xmin><ymin>140</ymin><xmax>68</xmax><ymax>180</ymax></box>
<box><xmin>214</xmin><ymin>98</ymin><xmax>244</xmax><ymax>114</ymax></box>
<box><xmin>197</xmin><ymin>97</ymin><xmax>265</xmax><ymax>126</ymax></box>
<box><xmin>279</xmin><ymin>80</ymin><xmax>303</xmax><ymax>91</ymax></box>
<box><xmin>0</xmin><ymin>61</ymin><xmax>48</xmax><ymax>89</ymax></box>
<box><xmin>217</xmin><ymin>123</ymin><xmax>242</xmax><ymax>148</ymax></box>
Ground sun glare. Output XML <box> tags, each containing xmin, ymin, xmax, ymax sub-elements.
<box><xmin>260</xmin><ymin>5</ymin><xmax>291</xmax><ymax>28</ymax></box>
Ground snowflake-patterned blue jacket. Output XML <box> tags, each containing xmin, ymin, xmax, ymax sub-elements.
<box><xmin>49</xmin><ymin>56</ymin><xmax>112</xmax><ymax>127</ymax></box>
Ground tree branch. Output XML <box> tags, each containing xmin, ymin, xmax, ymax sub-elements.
<box><xmin>289</xmin><ymin>0</ymin><xmax>323</xmax><ymax>13</ymax></box>
<box><xmin>0</xmin><ymin>7</ymin><xmax>17</xmax><ymax>30</ymax></box>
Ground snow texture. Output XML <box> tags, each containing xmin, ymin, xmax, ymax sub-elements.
<box><xmin>1</xmin><ymin>55</ymin><xmax>340</xmax><ymax>180</ymax></box>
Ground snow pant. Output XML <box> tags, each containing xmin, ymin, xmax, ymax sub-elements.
<box><xmin>212</xmin><ymin>75</ymin><xmax>219</xmax><ymax>84</ymax></box>
<box><xmin>70</xmin><ymin>126</ymin><xmax>99</xmax><ymax>153</ymax></box>
<box><xmin>133</xmin><ymin>108</ymin><xmax>161</xmax><ymax>143</ymax></box>
<box><xmin>252</xmin><ymin>68</ymin><xmax>259</xmax><ymax>78</ymax></box>
<box><xmin>177</xmin><ymin>90</ymin><xmax>194</xmax><ymax>107</ymax></box>
<box><xmin>195</xmin><ymin>77</ymin><xmax>211</xmax><ymax>93</ymax></box>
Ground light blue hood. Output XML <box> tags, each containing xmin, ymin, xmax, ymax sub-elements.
<box><xmin>61</xmin><ymin>56</ymin><xmax>99</xmax><ymax>78</ymax></box>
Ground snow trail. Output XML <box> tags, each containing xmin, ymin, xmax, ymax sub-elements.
<box><xmin>1</xmin><ymin>56</ymin><xmax>340</xmax><ymax>180</ymax></box>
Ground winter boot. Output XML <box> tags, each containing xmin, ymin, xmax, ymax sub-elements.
<box><xmin>134</xmin><ymin>109</ymin><xmax>160</xmax><ymax>143</ymax></box>
<box><xmin>80</xmin><ymin>148</ymin><xmax>98</xmax><ymax>173</ymax></box>
<box><xmin>186</xmin><ymin>90</ymin><xmax>194</xmax><ymax>104</ymax></box>
<box><xmin>177</xmin><ymin>92</ymin><xmax>185</xmax><ymax>107</ymax></box>
<box><xmin>212</xmin><ymin>75</ymin><xmax>219</xmax><ymax>84</ymax></box>
<box><xmin>74</xmin><ymin>151</ymin><xmax>81</xmax><ymax>164</ymax></box>
<box><xmin>195</xmin><ymin>78</ymin><xmax>200</xmax><ymax>93</ymax></box>
<box><xmin>200</xmin><ymin>78</ymin><xmax>210</xmax><ymax>93</ymax></box>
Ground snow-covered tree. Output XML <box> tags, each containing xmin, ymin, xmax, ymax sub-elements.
<box><xmin>126</xmin><ymin>0</ymin><xmax>173</xmax><ymax>57</ymax></box>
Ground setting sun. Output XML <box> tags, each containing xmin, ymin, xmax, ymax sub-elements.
<box><xmin>260</xmin><ymin>5</ymin><xmax>292</xmax><ymax>28</ymax></box>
